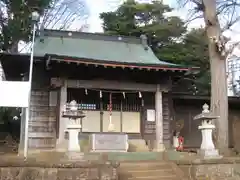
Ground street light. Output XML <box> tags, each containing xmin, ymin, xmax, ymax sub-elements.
<box><xmin>23</xmin><ymin>11</ymin><xmax>40</xmax><ymax>160</ymax></box>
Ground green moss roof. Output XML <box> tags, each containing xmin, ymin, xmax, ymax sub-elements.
<box><xmin>34</xmin><ymin>30</ymin><xmax>182</xmax><ymax>68</ymax></box>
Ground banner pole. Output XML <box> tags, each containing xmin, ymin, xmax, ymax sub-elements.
<box><xmin>23</xmin><ymin>23</ymin><xmax>37</xmax><ymax>159</ymax></box>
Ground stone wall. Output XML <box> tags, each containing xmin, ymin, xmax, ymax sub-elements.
<box><xmin>177</xmin><ymin>159</ymin><xmax>240</xmax><ymax>180</ymax></box>
<box><xmin>0</xmin><ymin>160</ymin><xmax>118</xmax><ymax>180</ymax></box>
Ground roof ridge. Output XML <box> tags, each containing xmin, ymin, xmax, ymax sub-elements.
<box><xmin>41</xmin><ymin>29</ymin><xmax>142</xmax><ymax>44</ymax></box>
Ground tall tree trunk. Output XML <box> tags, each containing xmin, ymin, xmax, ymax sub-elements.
<box><xmin>202</xmin><ymin>0</ymin><xmax>229</xmax><ymax>151</ymax></box>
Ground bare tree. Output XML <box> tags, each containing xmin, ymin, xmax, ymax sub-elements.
<box><xmin>0</xmin><ymin>0</ymin><xmax>89</xmax><ymax>53</ymax></box>
<box><xmin>41</xmin><ymin>0</ymin><xmax>89</xmax><ymax>31</ymax></box>
<box><xmin>178</xmin><ymin>0</ymin><xmax>240</xmax><ymax>152</ymax></box>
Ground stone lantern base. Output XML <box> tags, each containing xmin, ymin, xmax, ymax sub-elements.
<box><xmin>198</xmin><ymin>149</ymin><xmax>222</xmax><ymax>159</ymax></box>
<box><xmin>65</xmin><ymin>125</ymin><xmax>83</xmax><ymax>161</ymax></box>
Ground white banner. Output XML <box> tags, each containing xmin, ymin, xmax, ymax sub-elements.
<box><xmin>0</xmin><ymin>81</ymin><xmax>30</xmax><ymax>107</ymax></box>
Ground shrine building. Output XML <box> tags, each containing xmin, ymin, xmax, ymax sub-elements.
<box><xmin>0</xmin><ymin>29</ymin><xmax>194</xmax><ymax>152</ymax></box>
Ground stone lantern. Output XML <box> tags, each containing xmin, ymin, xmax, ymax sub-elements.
<box><xmin>194</xmin><ymin>103</ymin><xmax>222</xmax><ymax>159</ymax></box>
<box><xmin>62</xmin><ymin>100</ymin><xmax>85</xmax><ymax>158</ymax></box>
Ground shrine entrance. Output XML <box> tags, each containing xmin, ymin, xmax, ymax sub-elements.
<box><xmin>66</xmin><ymin>88</ymin><xmax>142</xmax><ymax>134</ymax></box>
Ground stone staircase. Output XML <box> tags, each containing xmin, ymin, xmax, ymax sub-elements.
<box><xmin>118</xmin><ymin>161</ymin><xmax>187</xmax><ymax>180</ymax></box>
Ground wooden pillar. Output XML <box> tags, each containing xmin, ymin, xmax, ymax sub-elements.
<box><xmin>100</xmin><ymin>99</ymin><xmax>103</xmax><ymax>132</ymax></box>
<box><xmin>56</xmin><ymin>81</ymin><xmax>68</xmax><ymax>151</ymax></box>
<box><xmin>56</xmin><ymin>90</ymin><xmax>61</xmax><ymax>138</ymax></box>
<box><xmin>120</xmin><ymin>100</ymin><xmax>123</xmax><ymax>132</ymax></box>
<box><xmin>155</xmin><ymin>84</ymin><xmax>165</xmax><ymax>151</ymax></box>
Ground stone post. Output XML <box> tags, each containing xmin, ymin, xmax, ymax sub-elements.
<box><xmin>155</xmin><ymin>84</ymin><xmax>165</xmax><ymax>151</ymax></box>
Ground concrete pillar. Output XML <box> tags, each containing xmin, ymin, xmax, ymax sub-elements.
<box><xmin>155</xmin><ymin>84</ymin><xmax>165</xmax><ymax>151</ymax></box>
<box><xmin>56</xmin><ymin>81</ymin><xmax>68</xmax><ymax>151</ymax></box>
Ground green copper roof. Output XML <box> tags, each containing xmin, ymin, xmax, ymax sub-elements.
<box><xmin>34</xmin><ymin>30</ymin><xmax>179</xmax><ymax>67</ymax></box>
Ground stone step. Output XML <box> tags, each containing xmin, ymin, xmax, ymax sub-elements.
<box><xmin>120</xmin><ymin>161</ymin><xmax>170</xmax><ymax>166</ymax></box>
<box><xmin>119</xmin><ymin>169</ymin><xmax>176</xmax><ymax>177</ymax></box>
<box><xmin>118</xmin><ymin>161</ymin><xmax>186</xmax><ymax>180</ymax></box>
<box><xmin>119</xmin><ymin>174</ymin><xmax>178</xmax><ymax>180</ymax></box>
<box><xmin>107</xmin><ymin>152</ymin><xmax>163</xmax><ymax>161</ymax></box>
<box><xmin>119</xmin><ymin>165</ymin><xmax>172</xmax><ymax>171</ymax></box>
<box><xmin>119</xmin><ymin>162</ymin><xmax>172</xmax><ymax>170</ymax></box>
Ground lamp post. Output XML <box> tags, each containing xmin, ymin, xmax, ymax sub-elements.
<box><xmin>23</xmin><ymin>11</ymin><xmax>40</xmax><ymax>159</ymax></box>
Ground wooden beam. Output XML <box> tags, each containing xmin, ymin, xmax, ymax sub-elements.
<box><xmin>61</xmin><ymin>79</ymin><xmax>169</xmax><ymax>92</ymax></box>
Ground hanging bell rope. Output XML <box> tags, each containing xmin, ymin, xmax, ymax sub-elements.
<box><xmin>108</xmin><ymin>92</ymin><xmax>115</xmax><ymax>131</ymax></box>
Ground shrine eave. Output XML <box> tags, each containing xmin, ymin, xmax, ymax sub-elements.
<box><xmin>0</xmin><ymin>52</ymin><xmax>199</xmax><ymax>80</ymax></box>
<box><xmin>48</xmin><ymin>54</ymin><xmax>196</xmax><ymax>72</ymax></box>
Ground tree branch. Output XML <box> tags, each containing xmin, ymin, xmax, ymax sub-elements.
<box><xmin>221</xmin><ymin>16</ymin><xmax>240</xmax><ymax>32</ymax></box>
<box><xmin>40</xmin><ymin>0</ymin><xmax>89</xmax><ymax>30</ymax></box>
<box><xmin>226</xmin><ymin>41</ymin><xmax>240</xmax><ymax>56</ymax></box>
